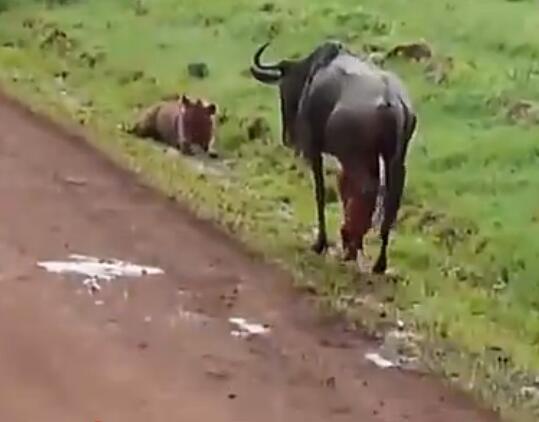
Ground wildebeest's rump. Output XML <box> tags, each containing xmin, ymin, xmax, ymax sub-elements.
<box><xmin>250</xmin><ymin>40</ymin><xmax>417</xmax><ymax>274</ymax></box>
<box><xmin>128</xmin><ymin>94</ymin><xmax>217</xmax><ymax>156</ymax></box>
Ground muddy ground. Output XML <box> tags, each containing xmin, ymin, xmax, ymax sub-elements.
<box><xmin>0</xmin><ymin>92</ymin><xmax>500</xmax><ymax>421</ymax></box>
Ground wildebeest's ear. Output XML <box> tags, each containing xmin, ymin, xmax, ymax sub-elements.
<box><xmin>206</xmin><ymin>103</ymin><xmax>217</xmax><ymax>115</ymax></box>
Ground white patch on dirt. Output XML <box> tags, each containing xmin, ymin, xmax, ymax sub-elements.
<box><xmin>364</xmin><ymin>329</ymin><xmax>422</xmax><ymax>371</ymax></box>
<box><xmin>356</xmin><ymin>250</ymin><xmax>371</xmax><ymax>273</ymax></box>
<box><xmin>177</xmin><ymin>307</ymin><xmax>212</xmax><ymax>326</ymax></box>
<box><xmin>521</xmin><ymin>385</ymin><xmax>539</xmax><ymax>400</ymax></box>
<box><xmin>37</xmin><ymin>254</ymin><xmax>163</xmax><ymax>294</ymax></box>
<box><xmin>365</xmin><ymin>352</ymin><xmax>396</xmax><ymax>368</ymax></box>
<box><xmin>229</xmin><ymin>317</ymin><xmax>270</xmax><ymax>338</ymax></box>
<box><xmin>183</xmin><ymin>155</ymin><xmax>228</xmax><ymax>177</ymax></box>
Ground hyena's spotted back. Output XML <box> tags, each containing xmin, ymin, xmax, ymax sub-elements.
<box><xmin>130</xmin><ymin>100</ymin><xmax>181</xmax><ymax>148</ymax></box>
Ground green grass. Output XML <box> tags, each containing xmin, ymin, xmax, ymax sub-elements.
<box><xmin>1</xmin><ymin>0</ymin><xmax>539</xmax><ymax>419</ymax></box>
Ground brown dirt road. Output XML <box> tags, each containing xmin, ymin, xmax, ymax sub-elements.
<box><xmin>0</xmin><ymin>91</ymin><xmax>500</xmax><ymax>422</ymax></box>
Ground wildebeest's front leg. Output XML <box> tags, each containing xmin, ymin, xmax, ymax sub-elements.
<box><xmin>373</xmin><ymin>158</ymin><xmax>405</xmax><ymax>274</ymax></box>
<box><xmin>311</xmin><ymin>152</ymin><xmax>328</xmax><ymax>254</ymax></box>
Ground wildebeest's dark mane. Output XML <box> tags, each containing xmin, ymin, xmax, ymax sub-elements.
<box><xmin>296</xmin><ymin>40</ymin><xmax>345</xmax><ymax>121</ymax></box>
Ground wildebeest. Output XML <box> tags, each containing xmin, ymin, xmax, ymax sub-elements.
<box><xmin>129</xmin><ymin>94</ymin><xmax>217</xmax><ymax>156</ymax></box>
<box><xmin>250</xmin><ymin>41</ymin><xmax>417</xmax><ymax>274</ymax></box>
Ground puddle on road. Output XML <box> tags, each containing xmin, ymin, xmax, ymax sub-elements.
<box><xmin>229</xmin><ymin>317</ymin><xmax>270</xmax><ymax>338</ymax></box>
<box><xmin>37</xmin><ymin>254</ymin><xmax>163</xmax><ymax>294</ymax></box>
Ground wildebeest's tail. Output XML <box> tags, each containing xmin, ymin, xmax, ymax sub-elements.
<box><xmin>371</xmin><ymin>155</ymin><xmax>386</xmax><ymax>228</ymax></box>
<box><xmin>374</xmin><ymin>86</ymin><xmax>417</xmax><ymax>230</ymax></box>
<box><xmin>395</xmin><ymin>96</ymin><xmax>417</xmax><ymax>163</ymax></box>
<box><xmin>379</xmin><ymin>73</ymin><xmax>416</xmax><ymax>163</ymax></box>
<box><xmin>372</xmin><ymin>77</ymin><xmax>400</xmax><ymax>228</ymax></box>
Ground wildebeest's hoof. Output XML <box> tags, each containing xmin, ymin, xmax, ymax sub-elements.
<box><xmin>372</xmin><ymin>257</ymin><xmax>387</xmax><ymax>274</ymax></box>
<box><xmin>311</xmin><ymin>238</ymin><xmax>329</xmax><ymax>255</ymax></box>
<box><xmin>208</xmin><ymin>151</ymin><xmax>219</xmax><ymax>159</ymax></box>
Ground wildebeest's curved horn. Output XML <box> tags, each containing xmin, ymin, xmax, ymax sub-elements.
<box><xmin>253</xmin><ymin>42</ymin><xmax>280</xmax><ymax>71</ymax></box>
<box><xmin>250</xmin><ymin>42</ymin><xmax>283</xmax><ymax>84</ymax></box>
<box><xmin>250</xmin><ymin>65</ymin><xmax>281</xmax><ymax>83</ymax></box>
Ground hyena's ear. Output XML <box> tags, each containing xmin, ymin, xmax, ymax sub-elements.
<box><xmin>206</xmin><ymin>103</ymin><xmax>217</xmax><ymax>115</ymax></box>
<box><xmin>181</xmin><ymin>94</ymin><xmax>192</xmax><ymax>107</ymax></box>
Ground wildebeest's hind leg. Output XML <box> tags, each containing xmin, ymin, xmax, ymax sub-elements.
<box><xmin>338</xmin><ymin>161</ymin><xmax>378</xmax><ymax>264</ymax></box>
<box><xmin>372</xmin><ymin>156</ymin><xmax>405</xmax><ymax>274</ymax></box>
<box><xmin>279</xmin><ymin>95</ymin><xmax>289</xmax><ymax>147</ymax></box>
<box><xmin>337</xmin><ymin>172</ymin><xmax>355</xmax><ymax>261</ymax></box>
<box><xmin>310</xmin><ymin>152</ymin><xmax>329</xmax><ymax>254</ymax></box>
<box><xmin>373</xmin><ymin>100</ymin><xmax>417</xmax><ymax>274</ymax></box>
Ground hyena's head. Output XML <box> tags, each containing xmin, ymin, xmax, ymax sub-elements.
<box><xmin>180</xmin><ymin>95</ymin><xmax>217</xmax><ymax>151</ymax></box>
